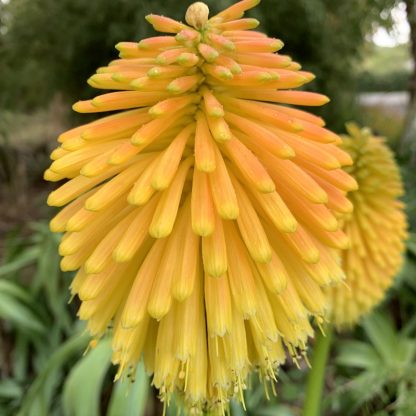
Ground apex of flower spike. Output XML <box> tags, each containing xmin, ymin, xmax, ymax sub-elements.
<box><xmin>185</xmin><ymin>2</ymin><xmax>210</xmax><ymax>29</ymax></box>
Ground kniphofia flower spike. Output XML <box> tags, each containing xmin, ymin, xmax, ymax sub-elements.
<box><xmin>327</xmin><ymin>124</ymin><xmax>408</xmax><ymax>328</ymax></box>
<box><xmin>46</xmin><ymin>1</ymin><xmax>357</xmax><ymax>413</ymax></box>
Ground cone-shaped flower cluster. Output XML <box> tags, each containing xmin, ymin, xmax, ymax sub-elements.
<box><xmin>327</xmin><ymin>124</ymin><xmax>408</xmax><ymax>328</ymax></box>
<box><xmin>46</xmin><ymin>1</ymin><xmax>357</xmax><ymax>412</ymax></box>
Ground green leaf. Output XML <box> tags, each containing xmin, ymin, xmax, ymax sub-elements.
<box><xmin>347</xmin><ymin>371</ymin><xmax>389</xmax><ymax>412</ymax></box>
<box><xmin>18</xmin><ymin>332</ymin><xmax>89</xmax><ymax>416</ymax></box>
<box><xmin>396</xmin><ymin>255</ymin><xmax>416</xmax><ymax>290</ymax></box>
<box><xmin>32</xmin><ymin>232</ymin><xmax>61</xmax><ymax>294</ymax></box>
<box><xmin>63</xmin><ymin>338</ymin><xmax>112</xmax><ymax>416</ymax></box>
<box><xmin>166</xmin><ymin>395</ymin><xmax>180</xmax><ymax>416</ymax></box>
<box><xmin>361</xmin><ymin>312</ymin><xmax>397</xmax><ymax>363</ymax></box>
<box><xmin>0</xmin><ymin>379</ymin><xmax>22</xmax><ymax>399</ymax></box>
<box><xmin>13</xmin><ymin>332</ymin><xmax>30</xmax><ymax>381</ymax></box>
<box><xmin>407</xmin><ymin>233</ymin><xmax>416</xmax><ymax>257</ymax></box>
<box><xmin>257</xmin><ymin>405</ymin><xmax>296</xmax><ymax>416</ymax></box>
<box><xmin>0</xmin><ymin>246</ymin><xmax>40</xmax><ymax>277</ymax></box>
<box><xmin>230</xmin><ymin>400</ymin><xmax>246</xmax><ymax>416</ymax></box>
<box><xmin>402</xmin><ymin>314</ymin><xmax>416</xmax><ymax>337</ymax></box>
<box><xmin>107</xmin><ymin>361</ymin><xmax>149</xmax><ymax>416</ymax></box>
<box><xmin>396</xmin><ymin>378</ymin><xmax>416</xmax><ymax>416</ymax></box>
<box><xmin>0</xmin><ymin>279</ymin><xmax>35</xmax><ymax>305</ymax></box>
<box><xmin>244</xmin><ymin>377</ymin><xmax>266</xmax><ymax>409</ymax></box>
<box><xmin>336</xmin><ymin>340</ymin><xmax>381</xmax><ymax>369</ymax></box>
<box><xmin>0</xmin><ymin>290</ymin><xmax>45</xmax><ymax>334</ymax></box>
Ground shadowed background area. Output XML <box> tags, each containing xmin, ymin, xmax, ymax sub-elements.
<box><xmin>0</xmin><ymin>1</ymin><xmax>416</xmax><ymax>415</ymax></box>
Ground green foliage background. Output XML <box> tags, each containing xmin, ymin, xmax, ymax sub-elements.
<box><xmin>0</xmin><ymin>0</ymin><xmax>400</xmax><ymax>128</ymax></box>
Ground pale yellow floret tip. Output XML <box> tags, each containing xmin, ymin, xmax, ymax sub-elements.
<box><xmin>185</xmin><ymin>2</ymin><xmax>209</xmax><ymax>29</ymax></box>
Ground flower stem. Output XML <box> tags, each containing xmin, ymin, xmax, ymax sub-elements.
<box><xmin>302</xmin><ymin>326</ymin><xmax>333</xmax><ymax>416</ymax></box>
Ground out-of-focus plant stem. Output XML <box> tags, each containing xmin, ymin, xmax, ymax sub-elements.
<box><xmin>302</xmin><ymin>326</ymin><xmax>333</xmax><ymax>416</ymax></box>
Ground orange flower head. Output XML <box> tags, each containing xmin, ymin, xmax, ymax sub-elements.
<box><xmin>46</xmin><ymin>1</ymin><xmax>357</xmax><ymax>413</ymax></box>
<box><xmin>326</xmin><ymin>123</ymin><xmax>408</xmax><ymax>328</ymax></box>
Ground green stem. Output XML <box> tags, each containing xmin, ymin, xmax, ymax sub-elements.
<box><xmin>302</xmin><ymin>326</ymin><xmax>333</xmax><ymax>416</ymax></box>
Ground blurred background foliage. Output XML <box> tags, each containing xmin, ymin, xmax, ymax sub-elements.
<box><xmin>0</xmin><ymin>0</ymin><xmax>402</xmax><ymax>125</ymax></box>
<box><xmin>0</xmin><ymin>0</ymin><xmax>416</xmax><ymax>415</ymax></box>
